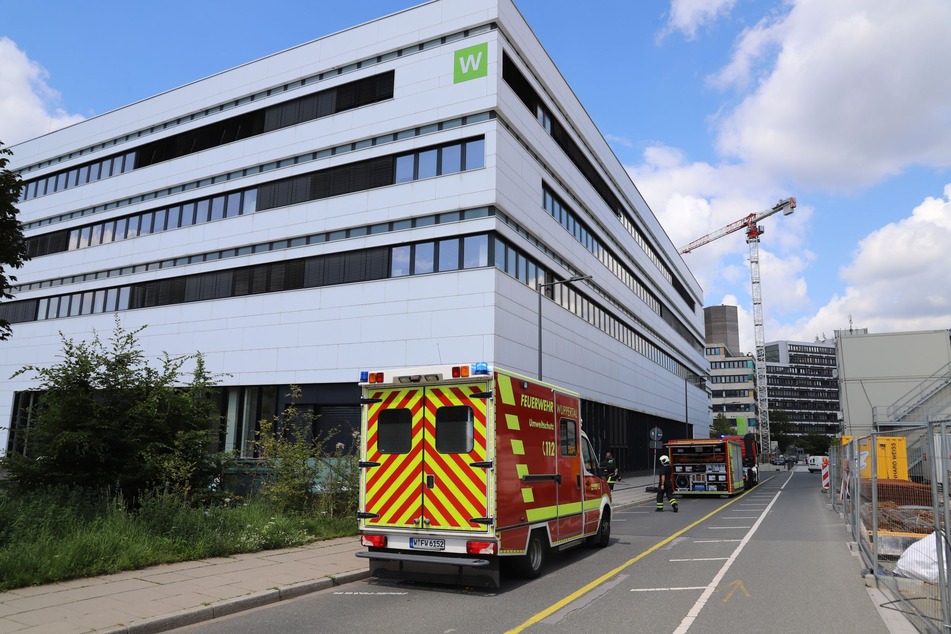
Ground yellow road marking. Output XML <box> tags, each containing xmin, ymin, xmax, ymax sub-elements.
<box><xmin>505</xmin><ymin>482</ymin><xmax>766</xmax><ymax>633</ymax></box>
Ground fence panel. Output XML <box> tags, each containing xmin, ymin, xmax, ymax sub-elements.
<box><xmin>841</xmin><ymin>425</ymin><xmax>951</xmax><ymax>632</ymax></box>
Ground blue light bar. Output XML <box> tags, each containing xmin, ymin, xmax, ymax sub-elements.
<box><xmin>473</xmin><ymin>362</ymin><xmax>490</xmax><ymax>375</ymax></box>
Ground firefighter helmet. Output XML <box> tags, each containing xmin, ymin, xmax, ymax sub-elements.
<box><xmin>659</xmin><ymin>455</ymin><xmax>670</xmax><ymax>465</ymax></box>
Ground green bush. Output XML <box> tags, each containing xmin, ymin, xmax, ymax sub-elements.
<box><xmin>0</xmin><ymin>486</ymin><xmax>356</xmax><ymax>591</ymax></box>
<box><xmin>253</xmin><ymin>386</ymin><xmax>360</xmax><ymax>516</ymax></box>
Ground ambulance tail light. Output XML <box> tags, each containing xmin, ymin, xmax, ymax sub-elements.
<box><xmin>452</xmin><ymin>365</ymin><xmax>470</xmax><ymax>378</ymax></box>
<box><xmin>361</xmin><ymin>534</ymin><xmax>387</xmax><ymax>548</ymax></box>
<box><xmin>466</xmin><ymin>540</ymin><xmax>497</xmax><ymax>555</ymax></box>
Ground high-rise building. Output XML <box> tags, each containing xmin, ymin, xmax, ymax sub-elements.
<box><xmin>704</xmin><ymin>304</ymin><xmax>741</xmax><ymax>357</ymax></box>
<box><xmin>704</xmin><ymin>306</ymin><xmax>756</xmax><ymax>434</ymax></box>
<box><xmin>765</xmin><ymin>340</ymin><xmax>839</xmax><ymax>435</ymax></box>
<box><xmin>1</xmin><ymin>0</ymin><xmax>707</xmax><ymax>472</ymax></box>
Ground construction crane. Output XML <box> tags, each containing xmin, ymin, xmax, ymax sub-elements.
<box><xmin>680</xmin><ymin>197</ymin><xmax>797</xmax><ymax>463</ymax></box>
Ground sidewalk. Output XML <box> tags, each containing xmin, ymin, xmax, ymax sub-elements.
<box><xmin>0</xmin><ymin>474</ymin><xmax>658</xmax><ymax>633</ymax></box>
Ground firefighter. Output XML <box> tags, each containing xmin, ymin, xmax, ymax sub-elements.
<box><xmin>604</xmin><ymin>451</ymin><xmax>618</xmax><ymax>491</ymax></box>
<box><xmin>656</xmin><ymin>454</ymin><xmax>678</xmax><ymax>512</ymax></box>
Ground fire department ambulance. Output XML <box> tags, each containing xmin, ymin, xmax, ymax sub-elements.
<box><xmin>356</xmin><ymin>362</ymin><xmax>612</xmax><ymax>587</ymax></box>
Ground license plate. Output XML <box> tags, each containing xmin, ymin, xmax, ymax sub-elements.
<box><xmin>410</xmin><ymin>537</ymin><xmax>445</xmax><ymax>551</ymax></box>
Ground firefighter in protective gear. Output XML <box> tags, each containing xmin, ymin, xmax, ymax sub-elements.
<box><xmin>604</xmin><ymin>451</ymin><xmax>618</xmax><ymax>491</ymax></box>
<box><xmin>656</xmin><ymin>454</ymin><xmax>678</xmax><ymax>512</ymax></box>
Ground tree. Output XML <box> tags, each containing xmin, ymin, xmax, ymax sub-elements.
<box><xmin>769</xmin><ymin>409</ymin><xmax>794</xmax><ymax>452</ymax></box>
<box><xmin>710</xmin><ymin>413</ymin><xmax>736</xmax><ymax>437</ymax></box>
<box><xmin>0</xmin><ymin>141</ymin><xmax>30</xmax><ymax>340</ymax></box>
<box><xmin>799</xmin><ymin>432</ymin><xmax>834</xmax><ymax>456</ymax></box>
<box><xmin>3</xmin><ymin>319</ymin><xmax>223</xmax><ymax>501</ymax></box>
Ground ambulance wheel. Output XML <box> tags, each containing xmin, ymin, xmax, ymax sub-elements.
<box><xmin>588</xmin><ymin>510</ymin><xmax>611</xmax><ymax>548</ymax></box>
<box><xmin>515</xmin><ymin>531</ymin><xmax>547</xmax><ymax>579</ymax></box>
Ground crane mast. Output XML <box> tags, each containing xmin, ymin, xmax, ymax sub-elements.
<box><xmin>680</xmin><ymin>197</ymin><xmax>796</xmax><ymax>462</ymax></box>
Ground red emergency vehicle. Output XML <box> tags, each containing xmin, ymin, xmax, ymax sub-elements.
<box><xmin>667</xmin><ymin>437</ymin><xmax>751</xmax><ymax>496</ymax></box>
<box><xmin>356</xmin><ymin>362</ymin><xmax>612</xmax><ymax>587</ymax></box>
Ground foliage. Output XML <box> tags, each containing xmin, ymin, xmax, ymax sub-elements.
<box><xmin>710</xmin><ymin>413</ymin><xmax>736</xmax><ymax>437</ymax></box>
<box><xmin>769</xmin><ymin>409</ymin><xmax>794</xmax><ymax>451</ymax></box>
<box><xmin>0</xmin><ymin>141</ymin><xmax>30</xmax><ymax>340</ymax></box>
<box><xmin>3</xmin><ymin>319</ymin><xmax>223</xmax><ymax>501</ymax></box>
<box><xmin>0</xmin><ymin>486</ymin><xmax>355</xmax><ymax>591</ymax></box>
<box><xmin>798</xmin><ymin>432</ymin><xmax>835</xmax><ymax>456</ymax></box>
<box><xmin>253</xmin><ymin>386</ymin><xmax>360</xmax><ymax>517</ymax></box>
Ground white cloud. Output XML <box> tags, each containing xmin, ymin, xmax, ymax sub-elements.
<box><xmin>774</xmin><ymin>185</ymin><xmax>951</xmax><ymax>341</ymax></box>
<box><xmin>0</xmin><ymin>37</ymin><xmax>84</xmax><ymax>146</ymax></box>
<box><xmin>661</xmin><ymin>0</ymin><xmax>738</xmax><ymax>40</ymax></box>
<box><xmin>713</xmin><ymin>0</ymin><xmax>951</xmax><ymax>190</ymax></box>
<box><xmin>630</xmin><ymin>0</ymin><xmax>951</xmax><ymax>352</ymax></box>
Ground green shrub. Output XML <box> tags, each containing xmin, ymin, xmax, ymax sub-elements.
<box><xmin>0</xmin><ymin>486</ymin><xmax>356</xmax><ymax>591</ymax></box>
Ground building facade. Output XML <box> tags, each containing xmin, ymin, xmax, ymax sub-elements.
<box><xmin>706</xmin><ymin>346</ymin><xmax>757</xmax><ymax>433</ymax></box>
<box><xmin>837</xmin><ymin>329</ymin><xmax>951</xmax><ymax>437</ymax></box>
<box><xmin>1</xmin><ymin>0</ymin><xmax>707</xmax><ymax>473</ymax></box>
<box><xmin>704</xmin><ymin>306</ymin><xmax>755</xmax><ymax>435</ymax></box>
<box><xmin>765</xmin><ymin>340</ymin><xmax>840</xmax><ymax>436</ymax></box>
<box><xmin>704</xmin><ymin>304</ymin><xmax>741</xmax><ymax>357</ymax></box>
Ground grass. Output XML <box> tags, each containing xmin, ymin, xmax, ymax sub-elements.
<box><xmin>0</xmin><ymin>486</ymin><xmax>356</xmax><ymax>591</ymax></box>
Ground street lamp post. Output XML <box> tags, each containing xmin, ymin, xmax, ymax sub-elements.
<box><xmin>537</xmin><ymin>274</ymin><xmax>591</xmax><ymax>380</ymax></box>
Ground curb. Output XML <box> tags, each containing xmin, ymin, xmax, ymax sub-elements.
<box><xmin>107</xmin><ymin>570</ymin><xmax>372</xmax><ymax>634</ymax></box>
<box><xmin>102</xmin><ymin>492</ymin><xmax>653</xmax><ymax>633</ymax></box>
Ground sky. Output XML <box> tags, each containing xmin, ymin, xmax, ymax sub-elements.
<box><xmin>2</xmin><ymin>0</ymin><xmax>950</xmax><ymax>356</ymax></box>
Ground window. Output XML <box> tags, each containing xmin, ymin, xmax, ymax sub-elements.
<box><xmin>463</xmin><ymin>235</ymin><xmax>488</xmax><ymax>268</ymax></box>
<box><xmin>391</xmin><ymin>245</ymin><xmax>410</xmax><ymax>277</ymax></box>
<box><xmin>435</xmin><ymin>405</ymin><xmax>474</xmax><ymax>453</ymax></box>
<box><xmin>441</xmin><ymin>144</ymin><xmax>462</xmax><ymax>174</ymax></box>
<box><xmin>437</xmin><ymin>238</ymin><xmax>459</xmax><ymax>271</ymax></box>
<box><xmin>464</xmin><ymin>139</ymin><xmax>485</xmax><ymax>169</ymax></box>
<box><xmin>414</xmin><ymin>242</ymin><xmax>434</xmax><ymax>274</ymax></box>
<box><xmin>378</xmin><ymin>409</ymin><xmax>412</xmax><ymax>453</ymax></box>
<box><xmin>560</xmin><ymin>418</ymin><xmax>577</xmax><ymax>456</ymax></box>
<box><xmin>395</xmin><ymin>154</ymin><xmax>414</xmax><ymax>183</ymax></box>
<box><xmin>417</xmin><ymin>149</ymin><xmax>437</xmax><ymax>179</ymax></box>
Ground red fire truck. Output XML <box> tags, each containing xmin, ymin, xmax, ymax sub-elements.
<box><xmin>356</xmin><ymin>362</ymin><xmax>612</xmax><ymax>587</ymax></box>
<box><xmin>667</xmin><ymin>436</ymin><xmax>753</xmax><ymax>496</ymax></box>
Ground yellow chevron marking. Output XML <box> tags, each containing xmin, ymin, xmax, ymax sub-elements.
<box><xmin>511</xmin><ymin>439</ymin><xmax>524</xmax><ymax>455</ymax></box>
<box><xmin>515</xmin><ymin>463</ymin><xmax>528</xmax><ymax>478</ymax></box>
<box><xmin>505</xmin><ymin>413</ymin><xmax>520</xmax><ymax>430</ymax></box>
<box><xmin>521</xmin><ymin>487</ymin><xmax>534</xmax><ymax>503</ymax></box>
<box><xmin>497</xmin><ymin>373</ymin><xmax>516</xmax><ymax>405</ymax></box>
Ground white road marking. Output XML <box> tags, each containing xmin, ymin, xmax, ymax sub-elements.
<box><xmin>669</xmin><ymin>558</ymin><xmax>729</xmax><ymax>562</ymax></box>
<box><xmin>631</xmin><ymin>587</ymin><xmax>707</xmax><ymax>592</ymax></box>
<box><xmin>673</xmin><ymin>475</ymin><xmax>788</xmax><ymax>633</ymax></box>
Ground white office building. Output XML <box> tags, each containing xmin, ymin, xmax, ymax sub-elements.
<box><xmin>1</xmin><ymin>0</ymin><xmax>706</xmax><ymax>472</ymax></box>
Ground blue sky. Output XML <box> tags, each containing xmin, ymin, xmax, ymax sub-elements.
<box><xmin>2</xmin><ymin>0</ymin><xmax>950</xmax><ymax>354</ymax></box>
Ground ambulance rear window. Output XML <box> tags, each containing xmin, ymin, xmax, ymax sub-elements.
<box><xmin>435</xmin><ymin>405</ymin><xmax>474</xmax><ymax>454</ymax></box>
<box><xmin>378</xmin><ymin>409</ymin><xmax>412</xmax><ymax>453</ymax></box>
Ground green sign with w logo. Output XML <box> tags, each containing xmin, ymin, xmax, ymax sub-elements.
<box><xmin>454</xmin><ymin>43</ymin><xmax>489</xmax><ymax>83</ymax></box>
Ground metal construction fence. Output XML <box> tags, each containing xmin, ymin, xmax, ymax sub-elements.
<box><xmin>828</xmin><ymin>422</ymin><xmax>951</xmax><ymax>632</ymax></box>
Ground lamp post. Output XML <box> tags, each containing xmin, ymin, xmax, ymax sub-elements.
<box><xmin>537</xmin><ymin>274</ymin><xmax>591</xmax><ymax>380</ymax></box>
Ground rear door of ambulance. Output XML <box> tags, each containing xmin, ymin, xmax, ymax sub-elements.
<box><xmin>361</xmin><ymin>381</ymin><xmax>491</xmax><ymax>535</ymax></box>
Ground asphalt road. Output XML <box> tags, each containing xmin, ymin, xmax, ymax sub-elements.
<box><xmin>178</xmin><ymin>470</ymin><xmax>901</xmax><ymax>633</ymax></box>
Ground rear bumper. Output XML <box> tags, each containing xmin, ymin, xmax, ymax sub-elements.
<box><xmin>357</xmin><ymin>550</ymin><xmax>500</xmax><ymax>587</ymax></box>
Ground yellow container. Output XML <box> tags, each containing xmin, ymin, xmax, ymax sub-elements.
<box><xmin>841</xmin><ymin>436</ymin><xmax>909</xmax><ymax>480</ymax></box>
